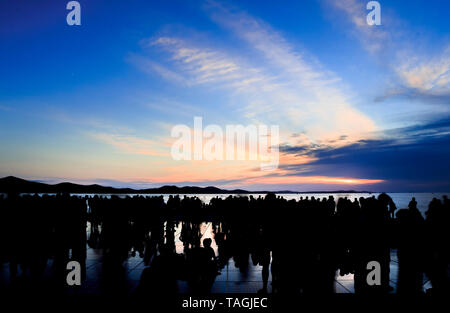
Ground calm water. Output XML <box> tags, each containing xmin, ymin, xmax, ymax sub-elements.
<box><xmin>60</xmin><ymin>192</ymin><xmax>450</xmax><ymax>216</ymax></box>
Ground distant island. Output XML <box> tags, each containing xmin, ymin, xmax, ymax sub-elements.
<box><xmin>0</xmin><ymin>176</ymin><xmax>372</xmax><ymax>195</ymax></box>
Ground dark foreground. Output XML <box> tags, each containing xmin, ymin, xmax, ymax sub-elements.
<box><xmin>0</xmin><ymin>192</ymin><xmax>448</xmax><ymax>298</ymax></box>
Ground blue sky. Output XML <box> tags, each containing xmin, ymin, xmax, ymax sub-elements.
<box><xmin>0</xmin><ymin>0</ymin><xmax>449</xmax><ymax>192</ymax></box>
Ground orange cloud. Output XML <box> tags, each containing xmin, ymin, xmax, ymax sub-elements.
<box><xmin>243</xmin><ymin>175</ymin><xmax>384</xmax><ymax>185</ymax></box>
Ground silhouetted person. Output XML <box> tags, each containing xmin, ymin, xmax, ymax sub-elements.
<box><xmin>395</xmin><ymin>204</ymin><xmax>425</xmax><ymax>294</ymax></box>
<box><xmin>424</xmin><ymin>197</ymin><xmax>449</xmax><ymax>294</ymax></box>
<box><xmin>137</xmin><ymin>244</ymin><xmax>179</xmax><ymax>295</ymax></box>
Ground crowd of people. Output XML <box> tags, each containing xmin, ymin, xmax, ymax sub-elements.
<box><xmin>0</xmin><ymin>192</ymin><xmax>448</xmax><ymax>295</ymax></box>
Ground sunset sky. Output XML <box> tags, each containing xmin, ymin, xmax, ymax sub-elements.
<box><xmin>1</xmin><ymin>0</ymin><xmax>449</xmax><ymax>192</ymax></box>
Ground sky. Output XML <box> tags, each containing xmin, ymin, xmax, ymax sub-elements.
<box><xmin>0</xmin><ymin>0</ymin><xmax>449</xmax><ymax>192</ymax></box>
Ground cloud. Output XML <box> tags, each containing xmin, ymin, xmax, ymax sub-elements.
<box><xmin>152</xmin><ymin>37</ymin><xmax>242</xmax><ymax>84</ymax></box>
<box><xmin>278</xmin><ymin>117</ymin><xmax>450</xmax><ymax>191</ymax></box>
<box><xmin>90</xmin><ymin>132</ymin><xmax>169</xmax><ymax>157</ymax></box>
<box><xmin>326</xmin><ymin>0</ymin><xmax>389</xmax><ymax>53</ymax></box>
<box><xmin>145</xmin><ymin>97</ymin><xmax>204</xmax><ymax>118</ymax></box>
<box><xmin>47</xmin><ymin>109</ymin><xmax>135</xmax><ymax>134</ymax></box>
<box><xmin>133</xmin><ymin>3</ymin><xmax>377</xmax><ymax>147</ymax></box>
<box><xmin>327</xmin><ymin>0</ymin><xmax>450</xmax><ymax>103</ymax></box>
<box><xmin>207</xmin><ymin>3</ymin><xmax>377</xmax><ymax>141</ymax></box>
<box><xmin>393</xmin><ymin>47</ymin><xmax>450</xmax><ymax>99</ymax></box>
<box><xmin>144</xmin><ymin>36</ymin><xmax>272</xmax><ymax>89</ymax></box>
<box><xmin>127</xmin><ymin>53</ymin><xmax>188</xmax><ymax>85</ymax></box>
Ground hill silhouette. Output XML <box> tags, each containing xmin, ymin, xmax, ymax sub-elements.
<box><xmin>0</xmin><ymin>176</ymin><xmax>368</xmax><ymax>194</ymax></box>
<box><xmin>0</xmin><ymin>176</ymin><xmax>252</xmax><ymax>194</ymax></box>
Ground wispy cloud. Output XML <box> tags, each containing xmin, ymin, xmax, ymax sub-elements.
<box><xmin>89</xmin><ymin>132</ymin><xmax>170</xmax><ymax>157</ymax></box>
<box><xmin>326</xmin><ymin>0</ymin><xmax>388</xmax><ymax>53</ymax></box>
<box><xmin>327</xmin><ymin>0</ymin><xmax>450</xmax><ymax>103</ymax></box>
<box><xmin>47</xmin><ymin>109</ymin><xmax>134</xmax><ymax>134</ymax></box>
<box><xmin>393</xmin><ymin>47</ymin><xmax>450</xmax><ymax>100</ymax></box>
<box><xmin>141</xmin><ymin>36</ymin><xmax>273</xmax><ymax>91</ymax></box>
<box><xmin>128</xmin><ymin>53</ymin><xmax>188</xmax><ymax>85</ymax></box>
<box><xmin>151</xmin><ymin>37</ymin><xmax>243</xmax><ymax>84</ymax></box>
<box><xmin>132</xmin><ymin>3</ymin><xmax>377</xmax><ymax>148</ymax></box>
<box><xmin>145</xmin><ymin>97</ymin><xmax>204</xmax><ymax>118</ymax></box>
<box><xmin>206</xmin><ymin>2</ymin><xmax>376</xmax><ymax>139</ymax></box>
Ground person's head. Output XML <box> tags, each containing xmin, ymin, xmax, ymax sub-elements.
<box><xmin>203</xmin><ymin>238</ymin><xmax>212</xmax><ymax>248</ymax></box>
<box><xmin>378</xmin><ymin>192</ymin><xmax>391</xmax><ymax>205</ymax></box>
<box><xmin>264</xmin><ymin>192</ymin><xmax>276</xmax><ymax>201</ymax></box>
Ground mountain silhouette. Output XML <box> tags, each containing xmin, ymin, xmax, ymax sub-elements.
<box><xmin>0</xmin><ymin>176</ymin><xmax>251</xmax><ymax>194</ymax></box>
<box><xmin>0</xmin><ymin>176</ymin><xmax>369</xmax><ymax>194</ymax></box>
